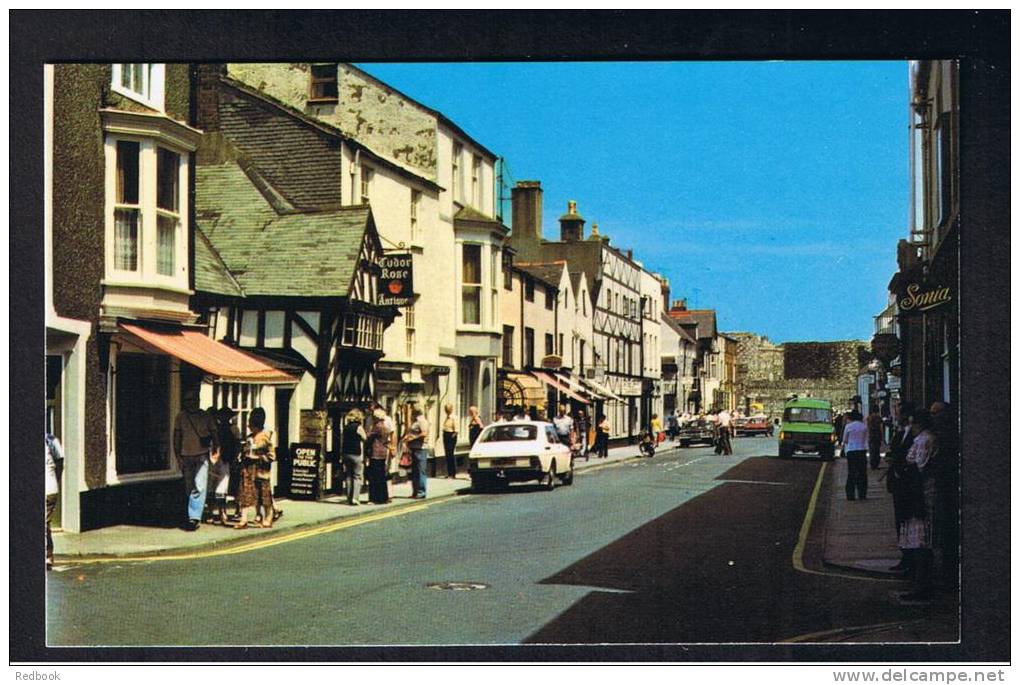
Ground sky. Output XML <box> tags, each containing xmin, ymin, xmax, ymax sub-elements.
<box><xmin>358</xmin><ymin>61</ymin><xmax>909</xmax><ymax>343</ymax></box>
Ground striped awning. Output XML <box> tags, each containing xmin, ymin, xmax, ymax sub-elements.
<box><xmin>530</xmin><ymin>370</ymin><xmax>589</xmax><ymax>404</ymax></box>
<box><xmin>120</xmin><ymin>323</ymin><xmax>298</xmax><ymax>384</ymax></box>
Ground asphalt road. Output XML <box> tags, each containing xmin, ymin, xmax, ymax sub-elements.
<box><xmin>47</xmin><ymin>436</ymin><xmax>934</xmax><ymax>646</ymax></box>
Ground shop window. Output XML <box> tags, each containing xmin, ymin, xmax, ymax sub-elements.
<box><xmin>309</xmin><ymin>63</ymin><xmax>338</xmax><ymax>101</ymax></box>
<box><xmin>213</xmin><ymin>382</ymin><xmax>261</xmax><ymax>439</ymax></box>
<box><xmin>114</xmin><ymin>353</ymin><xmax>171</xmax><ymax>475</ymax></box>
<box><xmin>461</xmin><ymin>243</ymin><xmax>482</xmax><ymax>325</ymax></box>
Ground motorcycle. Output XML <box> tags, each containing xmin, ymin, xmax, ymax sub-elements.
<box><xmin>639</xmin><ymin>430</ymin><xmax>656</xmax><ymax>458</ymax></box>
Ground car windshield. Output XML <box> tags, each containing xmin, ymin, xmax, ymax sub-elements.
<box><xmin>783</xmin><ymin>407</ymin><xmax>832</xmax><ymax>423</ymax></box>
<box><xmin>480</xmin><ymin>425</ymin><xmax>538</xmax><ymax>443</ymax></box>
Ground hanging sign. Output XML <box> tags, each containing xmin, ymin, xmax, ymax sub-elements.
<box><xmin>870</xmin><ymin>333</ymin><xmax>901</xmax><ymax>365</ymax></box>
<box><xmin>541</xmin><ymin>354</ymin><xmax>563</xmax><ymax>369</ymax></box>
<box><xmin>378</xmin><ymin>253</ymin><xmax>414</xmax><ymax>307</ymax></box>
<box><xmin>898</xmin><ymin>282</ymin><xmax>951</xmax><ymax>314</ymax></box>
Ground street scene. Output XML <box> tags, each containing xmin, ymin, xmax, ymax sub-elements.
<box><xmin>43</xmin><ymin>58</ymin><xmax>961</xmax><ymax>647</ymax></box>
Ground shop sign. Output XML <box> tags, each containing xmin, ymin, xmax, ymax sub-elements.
<box><xmin>661</xmin><ymin>380</ymin><xmax>677</xmax><ymax>394</ymax></box>
<box><xmin>619</xmin><ymin>379</ymin><xmax>643</xmax><ymax>396</ymax></box>
<box><xmin>899</xmin><ymin>282</ymin><xmax>951</xmax><ymax>314</ymax></box>
<box><xmin>541</xmin><ymin>354</ymin><xmax>562</xmax><ymax>369</ymax></box>
<box><xmin>289</xmin><ymin>442</ymin><xmax>322</xmax><ymax>500</ymax></box>
<box><xmin>870</xmin><ymin>333</ymin><xmax>901</xmax><ymax>365</ymax></box>
<box><xmin>378</xmin><ymin>253</ymin><xmax>414</xmax><ymax>307</ymax></box>
<box><xmin>886</xmin><ymin>375</ymin><xmax>901</xmax><ymax>391</ymax></box>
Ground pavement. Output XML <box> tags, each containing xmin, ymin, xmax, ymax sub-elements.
<box><xmin>821</xmin><ymin>457</ymin><xmax>903</xmax><ymax>576</ymax></box>
<box><xmin>53</xmin><ymin>440</ymin><xmax>660</xmax><ymax>560</ymax></box>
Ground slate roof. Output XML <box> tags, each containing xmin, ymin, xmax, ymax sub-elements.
<box><xmin>194</xmin><ymin>225</ymin><xmax>244</xmax><ymax>297</ymax></box>
<box><xmin>661</xmin><ymin>313</ymin><xmax>698</xmax><ymax>344</ymax></box>
<box><xmin>196</xmin><ymin>161</ymin><xmax>372</xmax><ymax>298</ymax></box>
<box><xmin>667</xmin><ymin>308</ymin><xmax>717</xmax><ymax>340</ymax></box>
<box><xmin>515</xmin><ymin>261</ymin><xmax>565</xmax><ymax>290</ymax></box>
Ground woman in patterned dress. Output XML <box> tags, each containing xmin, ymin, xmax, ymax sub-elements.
<box><xmin>898</xmin><ymin>409</ymin><xmax>938</xmax><ymax>601</ymax></box>
<box><xmin>234</xmin><ymin>407</ymin><xmax>276</xmax><ymax>529</ymax></box>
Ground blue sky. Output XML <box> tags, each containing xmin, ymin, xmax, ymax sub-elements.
<box><xmin>359</xmin><ymin>61</ymin><xmax>908</xmax><ymax>343</ymax></box>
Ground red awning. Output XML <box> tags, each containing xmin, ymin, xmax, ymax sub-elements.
<box><xmin>120</xmin><ymin>323</ymin><xmax>298</xmax><ymax>384</ymax></box>
<box><xmin>531</xmin><ymin>369</ymin><xmax>590</xmax><ymax>404</ymax></box>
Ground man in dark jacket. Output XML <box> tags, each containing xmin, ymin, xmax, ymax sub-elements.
<box><xmin>173</xmin><ymin>380</ymin><xmax>220</xmax><ymax>531</ymax></box>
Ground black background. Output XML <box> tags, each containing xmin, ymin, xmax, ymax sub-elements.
<box><xmin>11</xmin><ymin>9</ymin><xmax>1009</xmax><ymax>663</ymax></box>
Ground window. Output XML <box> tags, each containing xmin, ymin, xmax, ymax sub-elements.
<box><xmin>409</xmin><ymin>189</ymin><xmax>421</xmax><ymax>241</ymax></box>
<box><xmin>452</xmin><ymin>142</ymin><xmax>463</xmax><ymax>202</ymax></box>
<box><xmin>342</xmin><ymin>314</ymin><xmax>383</xmax><ymax>350</ymax></box>
<box><xmin>461</xmin><ymin>244</ymin><xmax>482</xmax><ymax>325</ymax></box>
<box><xmin>558</xmin><ymin>333</ymin><xmax>564</xmax><ymax>356</ymax></box>
<box><xmin>471</xmin><ymin>155</ymin><xmax>481</xmax><ymax>207</ymax></box>
<box><xmin>110</xmin><ymin>138</ymin><xmax>185</xmax><ymax>283</ymax></box>
<box><xmin>524</xmin><ymin>328</ymin><xmax>535</xmax><ymax>368</ymax></box>
<box><xmin>545</xmin><ymin>333</ymin><xmax>554</xmax><ymax>357</ymax></box>
<box><xmin>112</xmin><ymin>64</ymin><xmax>165</xmax><ymax>110</ymax></box>
<box><xmin>212</xmin><ymin>382</ymin><xmax>261</xmax><ymax>443</ymax></box>
<box><xmin>579</xmin><ymin>340</ymin><xmax>586</xmax><ymax>373</ymax></box>
<box><xmin>405</xmin><ymin>304</ymin><xmax>416</xmax><ymax>357</ymax></box>
<box><xmin>545</xmin><ymin>288</ymin><xmax>555</xmax><ymax>311</ymax></box>
<box><xmin>525</xmin><ymin>278</ymin><xmax>535</xmax><ymax>302</ymax></box>
<box><xmin>502</xmin><ymin>325</ymin><xmax>514</xmax><ymax>368</ymax></box>
<box><xmin>114</xmin><ymin>353</ymin><xmax>170</xmax><ymax>475</ymax></box>
<box><xmin>503</xmin><ymin>264</ymin><xmax>513</xmax><ymax>290</ymax></box>
<box><xmin>156</xmin><ymin>148</ymin><xmax>180</xmax><ymax>276</ymax></box>
<box><xmin>114</xmin><ymin>140</ymin><xmax>140</xmax><ymax>272</ymax></box>
<box><xmin>309</xmin><ymin>63</ymin><xmax>338</xmax><ymax>101</ymax></box>
<box><xmin>360</xmin><ymin>166</ymin><xmax>373</xmax><ymax>204</ymax></box>
<box><xmin>490</xmin><ymin>250</ymin><xmax>499</xmax><ymax>326</ymax></box>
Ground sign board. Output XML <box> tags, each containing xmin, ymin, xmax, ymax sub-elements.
<box><xmin>661</xmin><ymin>380</ymin><xmax>677</xmax><ymax>395</ymax></box>
<box><xmin>619</xmin><ymin>379</ymin><xmax>643</xmax><ymax>396</ymax></box>
<box><xmin>288</xmin><ymin>442</ymin><xmax>322</xmax><ymax>500</ymax></box>
<box><xmin>886</xmin><ymin>375</ymin><xmax>901</xmax><ymax>391</ymax></box>
<box><xmin>541</xmin><ymin>354</ymin><xmax>563</xmax><ymax>369</ymax></box>
<box><xmin>871</xmin><ymin>333</ymin><xmax>901</xmax><ymax>365</ymax></box>
<box><xmin>898</xmin><ymin>282</ymin><xmax>951</xmax><ymax>314</ymax></box>
<box><xmin>378</xmin><ymin>253</ymin><xmax>414</xmax><ymax>307</ymax></box>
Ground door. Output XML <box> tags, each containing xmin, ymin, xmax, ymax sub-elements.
<box><xmin>275</xmin><ymin>388</ymin><xmax>293</xmax><ymax>496</ymax></box>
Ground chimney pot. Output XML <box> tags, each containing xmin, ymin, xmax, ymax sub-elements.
<box><xmin>559</xmin><ymin>199</ymin><xmax>585</xmax><ymax>242</ymax></box>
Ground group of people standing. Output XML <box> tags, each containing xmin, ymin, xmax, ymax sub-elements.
<box><xmin>839</xmin><ymin>401</ymin><xmax>958</xmax><ymax>602</ymax></box>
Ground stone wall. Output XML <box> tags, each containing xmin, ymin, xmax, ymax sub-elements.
<box><xmin>784</xmin><ymin>341</ymin><xmax>868</xmax><ymax>381</ymax></box>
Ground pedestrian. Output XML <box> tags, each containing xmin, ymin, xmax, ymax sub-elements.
<box><xmin>234</xmin><ymin>408</ymin><xmax>275</xmax><ymax>529</ymax></box>
<box><xmin>898</xmin><ymin>409</ymin><xmax>938</xmax><ymax>602</ymax></box>
<box><xmin>596</xmin><ymin>414</ymin><xmax>611</xmax><ymax>459</ymax></box>
<box><xmin>202</xmin><ymin>407</ymin><xmax>232</xmax><ymax>527</ymax></box>
<box><xmin>650</xmin><ymin>413</ymin><xmax>663</xmax><ymax>444</ymax></box>
<box><xmin>575</xmin><ymin>410</ymin><xmax>589</xmax><ymax>454</ymax></box>
<box><xmin>366</xmin><ymin>408</ymin><xmax>393</xmax><ymax>504</ymax></box>
<box><xmin>342</xmin><ymin>409</ymin><xmax>367</xmax><ymax>506</ymax></box>
<box><xmin>552</xmin><ymin>404</ymin><xmax>574</xmax><ymax>445</ymax></box>
<box><xmin>173</xmin><ymin>382</ymin><xmax>220</xmax><ymax>531</ymax></box>
<box><xmin>717</xmin><ymin>410</ymin><xmax>734</xmax><ymax>455</ymax></box>
<box><xmin>441</xmin><ymin>403</ymin><xmax>459</xmax><ymax>479</ymax></box>
<box><xmin>867</xmin><ymin>405</ymin><xmax>884</xmax><ymax>470</ymax></box>
<box><xmin>930</xmin><ymin>401</ymin><xmax>959</xmax><ymax>591</ymax></box>
<box><xmin>513</xmin><ymin>406</ymin><xmax>528</xmax><ymax>421</ymax></box>
<box><xmin>402</xmin><ymin>408</ymin><xmax>430</xmax><ymax>499</ymax></box>
<box><xmin>467</xmin><ymin>405</ymin><xmax>485</xmax><ymax>447</ymax></box>
<box><xmin>885</xmin><ymin>402</ymin><xmax>916</xmax><ymax>573</ymax></box>
<box><xmin>528</xmin><ymin>405</ymin><xmax>539</xmax><ymax>421</ymax></box>
<box><xmin>841</xmin><ymin>410</ymin><xmax>869</xmax><ymax>501</ymax></box>
<box><xmin>834</xmin><ymin>410</ymin><xmax>847</xmax><ymax>446</ymax></box>
<box><xmin>213</xmin><ymin>408</ymin><xmax>242</xmax><ymax>521</ymax></box>
<box><xmin>45</xmin><ymin>433</ymin><xmax>64</xmax><ymax>570</ymax></box>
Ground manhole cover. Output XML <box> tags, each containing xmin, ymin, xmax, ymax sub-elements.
<box><xmin>426</xmin><ymin>581</ymin><xmax>489</xmax><ymax>591</ymax></box>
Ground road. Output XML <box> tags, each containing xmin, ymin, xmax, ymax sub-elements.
<box><xmin>47</xmin><ymin>436</ymin><xmax>934</xmax><ymax>646</ymax></box>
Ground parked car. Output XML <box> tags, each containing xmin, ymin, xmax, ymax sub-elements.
<box><xmin>778</xmin><ymin>398</ymin><xmax>836</xmax><ymax>459</ymax></box>
<box><xmin>678</xmin><ymin>419</ymin><xmax>715</xmax><ymax>448</ymax></box>
<box><xmin>737</xmin><ymin>414</ymin><xmax>772</xmax><ymax>437</ymax></box>
<box><xmin>468</xmin><ymin>421</ymin><xmax>574</xmax><ymax>491</ymax></box>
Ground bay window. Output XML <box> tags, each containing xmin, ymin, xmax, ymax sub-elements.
<box><xmin>111</xmin><ymin>63</ymin><xmax>165</xmax><ymax>111</ymax></box>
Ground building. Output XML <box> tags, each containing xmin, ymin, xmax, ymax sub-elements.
<box><xmin>720</xmin><ymin>334</ymin><xmax>739</xmax><ymax>412</ymax></box>
<box><xmin>45</xmin><ymin>63</ymin><xmax>308</xmax><ymax>531</ymax></box>
<box><xmin>221</xmin><ymin>62</ymin><xmax>509</xmax><ymax>457</ymax></box>
<box><xmin>666</xmin><ymin>301</ymin><xmax>720</xmax><ymax>412</ymax></box>
<box><xmin>639</xmin><ymin>270</ymin><xmax>665</xmax><ymax>427</ymax></box>
<box><xmin>660</xmin><ymin>309</ymin><xmax>698</xmax><ymax>417</ymax></box>
<box><xmin>729</xmin><ymin>331</ymin><xmax>784</xmax><ymax>412</ymax></box>
<box><xmin>508</xmin><ymin>181</ymin><xmax>643</xmax><ymax>441</ymax></box>
<box><xmin>887</xmin><ymin>60</ymin><xmax>958</xmax><ymax>411</ymax></box>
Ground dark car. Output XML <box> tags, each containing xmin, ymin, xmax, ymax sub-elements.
<box><xmin>678</xmin><ymin>420</ymin><xmax>715</xmax><ymax>448</ymax></box>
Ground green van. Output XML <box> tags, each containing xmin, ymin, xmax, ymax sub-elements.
<box><xmin>778</xmin><ymin>397</ymin><xmax>837</xmax><ymax>460</ymax></box>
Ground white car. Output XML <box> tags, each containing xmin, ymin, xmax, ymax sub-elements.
<box><xmin>468</xmin><ymin>421</ymin><xmax>574</xmax><ymax>491</ymax></box>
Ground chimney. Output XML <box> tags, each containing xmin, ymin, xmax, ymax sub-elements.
<box><xmin>194</xmin><ymin>63</ymin><xmax>228</xmax><ymax>132</ymax></box>
<box><xmin>559</xmin><ymin>200</ymin><xmax>585</xmax><ymax>242</ymax></box>
<box><xmin>511</xmin><ymin>181</ymin><xmax>543</xmax><ymax>243</ymax></box>
<box><xmin>660</xmin><ymin>276</ymin><xmax>670</xmax><ymax>306</ymax></box>
<box><xmin>626</xmin><ymin>249</ymin><xmax>633</xmax><ymax>261</ymax></box>
<box><xmin>672</xmin><ymin>298</ymin><xmax>688</xmax><ymax>312</ymax></box>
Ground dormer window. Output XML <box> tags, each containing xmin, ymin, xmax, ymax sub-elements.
<box><xmin>111</xmin><ymin>64</ymin><xmax>165</xmax><ymax>111</ymax></box>
<box><xmin>309</xmin><ymin>64</ymin><xmax>338</xmax><ymax>102</ymax></box>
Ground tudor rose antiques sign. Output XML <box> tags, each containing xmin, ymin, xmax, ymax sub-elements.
<box><xmin>378</xmin><ymin>253</ymin><xmax>414</xmax><ymax>307</ymax></box>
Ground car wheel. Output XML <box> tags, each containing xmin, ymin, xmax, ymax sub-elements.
<box><xmin>471</xmin><ymin>475</ymin><xmax>491</xmax><ymax>492</ymax></box>
<box><xmin>778</xmin><ymin>445</ymin><xmax>794</xmax><ymax>458</ymax></box>
<box><xmin>544</xmin><ymin>460</ymin><xmax>557</xmax><ymax>491</ymax></box>
<box><xmin>680</xmin><ymin>441</ymin><xmax>689</xmax><ymax>448</ymax></box>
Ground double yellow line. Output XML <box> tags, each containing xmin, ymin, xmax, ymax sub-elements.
<box><xmin>59</xmin><ymin>501</ymin><xmax>436</xmax><ymax>565</ymax></box>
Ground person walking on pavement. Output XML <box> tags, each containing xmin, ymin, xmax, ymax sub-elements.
<box><xmin>342</xmin><ymin>409</ymin><xmax>368</xmax><ymax>505</ymax></box>
<box><xmin>467</xmin><ymin>405</ymin><xmax>485</xmax><ymax>448</ymax></box>
<box><xmin>441</xmin><ymin>403</ymin><xmax>459</xmax><ymax>479</ymax></box>
<box><xmin>45</xmin><ymin>433</ymin><xmax>64</xmax><ymax>570</ymax></box>
<box><xmin>553</xmin><ymin>404</ymin><xmax>574</xmax><ymax>446</ymax></box>
<box><xmin>234</xmin><ymin>408</ymin><xmax>275</xmax><ymax>529</ymax></box>
<box><xmin>884</xmin><ymin>402</ymin><xmax>916</xmax><ymax>573</ymax></box>
<box><xmin>366</xmin><ymin>408</ymin><xmax>393</xmax><ymax>504</ymax></box>
<box><xmin>595</xmin><ymin>414</ymin><xmax>611</xmax><ymax>459</ymax></box>
<box><xmin>402</xmin><ymin>408</ymin><xmax>430</xmax><ymax>499</ymax></box>
<box><xmin>867</xmin><ymin>405</ymin><xmax>885</xmax><ymax>470</ymax></box>
<box><xmin>899</xmin><ymin>408</ymin><xmax>938</xmax><ymax>602</ymax></box>
<box><xmin>841</xmin><ymin>410</ymin><xmax>869</xmax><ymax>501</ymax></box>
<box><xmin>173</xmin><ymin>382</ymin><xmax>220</xmax><ymax>531</ymax></box>
<box><xmin>716</xmin><ymin>409</ymin><xmax>733</xmax><ymax>455</ymax></box>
